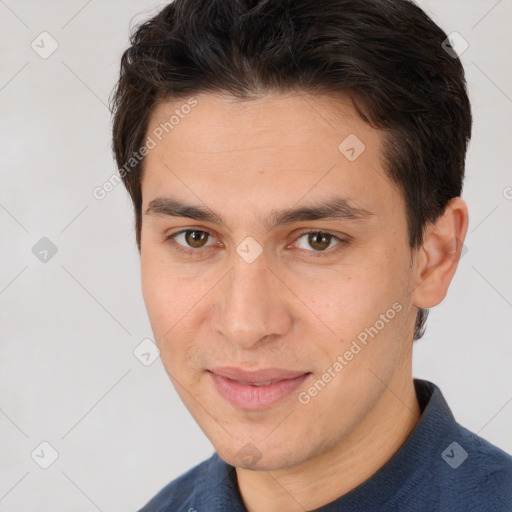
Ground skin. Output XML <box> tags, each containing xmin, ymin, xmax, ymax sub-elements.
<box><xmin>139</xmin><ymin>91</ymin><xmax>468</xmax><ymax>512</ymax></box>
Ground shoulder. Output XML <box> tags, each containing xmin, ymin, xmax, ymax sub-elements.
<box><xmin>454</xmin><ymin>424</ymin><xmax>512</xmax><ymax>508</ymax></box>
<box><xmin>137</xmin><ymin>453</ymin><xmax>217</xmax><ymax>512</ymax></box>
<box><xmin>427</xmin><ymin>422</ymin><xmax>512</xmax><ymax>511</ymax></box>
<box><xmin>397</xmin><ymin>380</ymin><xmax>512</xmax><ymax>511</ymax></box>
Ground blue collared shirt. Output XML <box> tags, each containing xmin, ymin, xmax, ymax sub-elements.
<box><xmin>138</xmin><ymin>379</ymin><xmax>512</xmax><ymax>511</ymax></box>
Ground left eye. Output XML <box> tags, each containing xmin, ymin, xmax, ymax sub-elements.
<box><xmin>294</xmin><ymin>232</ymin><xmax>341</xmax><ymax>252</ymax></box>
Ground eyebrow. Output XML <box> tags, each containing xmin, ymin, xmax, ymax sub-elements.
<box><xmin>144</xmin><ymin>196</ymin><xmax>374</xmax><ymax>230</ymax></box>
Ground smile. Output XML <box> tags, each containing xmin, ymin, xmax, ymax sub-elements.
<box><xmin>208</xmin><ymin>367</ymin><xmax>311</xmax><ymax>410</ymax></box>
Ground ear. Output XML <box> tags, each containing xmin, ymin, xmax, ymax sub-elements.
<box><xmin>412</xmin><ymin>197</ymin><xmax>469</xmax><ymax>309</ymax></box>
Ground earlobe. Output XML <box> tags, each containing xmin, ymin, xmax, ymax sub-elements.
<box><xmin>412</xmin><ymin>197</ymin><xmax>469</xmax><ymax>309</ymax></box>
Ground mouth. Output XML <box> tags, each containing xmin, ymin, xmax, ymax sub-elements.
<box><xmin>208</xmin><ymin>367</ymin><xmax>312</xmax><ymax>411</ymax></box>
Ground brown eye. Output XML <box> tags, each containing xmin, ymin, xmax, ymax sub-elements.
<box><xmin>184</xmin><ymin>230</ymin><xmax>209</xmax><ymax>248</ymax></box>
<box><xmin>167</xmin><ymin>229</ymin><xmax>217</xmax><ymax>252</ymax></box>
<box><xmin>307</xmin><ymin>232</ymin><xmax>332</xmax><ymax>251</ymax></box>
<box><xmin>295</xmin><ymin>232</ymin><xmax>340</xmax><ymax>252</ymax></box>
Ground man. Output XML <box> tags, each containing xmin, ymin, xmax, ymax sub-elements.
<box><xmin>110</xmin><ymin>0</ymin><xmax>512</xmax><ymax>510</ymax></box>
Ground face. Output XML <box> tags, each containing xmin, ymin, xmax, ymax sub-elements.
<box><xmin>140</xmin><ymin>92</ymin><xmax>419</xmax><ymax>471</ymax></box>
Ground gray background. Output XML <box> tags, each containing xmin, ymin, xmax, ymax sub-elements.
<box><xmin>1</xmin><ymin>0</ymin><xmax>511</xmax><ymax>510</ymax></box>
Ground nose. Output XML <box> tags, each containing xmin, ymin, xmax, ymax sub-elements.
<box><xmin>209</xmin><ymin>252</ymin><xmax>293</xmax><ymax>350</ymax></box>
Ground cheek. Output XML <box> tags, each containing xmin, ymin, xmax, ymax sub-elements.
<box><xmin>141</xmin><ymin>242</ymin><xmax>191</xmax><ymax>311</ymax></box>
<box><xmin>292</xmin><ymin>264</ymin><xmax>389</xmax><ymax>336</ymax></box>
<box><xmin>140</xmin><ymin>249</ymin><xmax>212</xmax><ymax>370</ymax></box>
<box><xmin>141</xmin><ymin>250</ymin><xmax>188</xmax><ymax>343</ymax></box>
<box><xmin>141</xmin><ymin>253</ymin><xmax>168</xmax><ymax>328</ymax></box>
<box><xmin>312</xmin><ymin>261</ymin><xmax>409</xmax><ymax>361</ymax></box>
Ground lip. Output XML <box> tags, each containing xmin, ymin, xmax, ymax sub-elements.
<box><xmin>209</xmin><ymin>367</ymin><xmax>311</xmax><ymax>410</ymax></box>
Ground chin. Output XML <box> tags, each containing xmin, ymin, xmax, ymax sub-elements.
<box><xmin>215</xmin><ymin>439</ymin><xmax>311</xmax><ymax>472</ymax></box>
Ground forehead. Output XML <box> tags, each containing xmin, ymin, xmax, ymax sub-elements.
<box><xmin>141</xmin><ymin>91</ymin><xmax>402</xmax><ymax>225</ymax></box>
<box><xmin>146</xmin><ymin>91</ymin><xmax>373</xmax><ymax>155</ymax></box>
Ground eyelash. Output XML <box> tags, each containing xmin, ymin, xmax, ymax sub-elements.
<box><xmin>163</xmin><ymin>229</ymin><xmax>348</xmax><ymax>258</ymax></box>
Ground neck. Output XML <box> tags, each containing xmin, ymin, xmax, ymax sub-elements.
<box><xmin>235</xmin><ymin>365</ymin><xmax>421</xmax><ymax>512</ymax></box>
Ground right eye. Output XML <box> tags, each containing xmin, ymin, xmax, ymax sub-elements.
<box><xmin>165</xmin><ymin>229</ymin><xmax>219</xmax><ymax>255</ymax></box>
